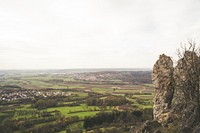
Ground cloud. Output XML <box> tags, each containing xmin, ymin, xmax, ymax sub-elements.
<box><xmin>0</xmin><ymin>0</ymin><xmax>200</xmax><ymax>69</ymax></box>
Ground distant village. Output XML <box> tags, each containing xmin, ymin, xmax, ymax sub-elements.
<box><xmin>0</xmin><ymin>90</ymin><xmax>71</xmax><ymax>102</ymax></box>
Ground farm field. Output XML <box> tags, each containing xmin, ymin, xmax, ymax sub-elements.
<box><xmin>0</xmin><ymin>70</ymin><xmax>153</xmax><ymax>133</ymax></box>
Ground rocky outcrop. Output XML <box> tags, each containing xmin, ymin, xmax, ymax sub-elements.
<box><xmin>133</xmin><ymin>50</ymin><xmax>200</xmax><ymax>133</ymax></box>
<box><xmin>152</xmin><ymin>54</ymin><xmax>174</xmax><ymax>124</ymax></box>
<box><xmin>134</xmin><ymin>120</ymin><xmax>162</xmax><ymax>133</ymax></box>
<box><xmin>152</xmin><ymin>51</ymin><xmax>200</xmax><ymax>132</ymax></box>
<box><xmin>173</xmin><ymin>51</ymin><xmax>200</xmax><ymax>131</ymax></box>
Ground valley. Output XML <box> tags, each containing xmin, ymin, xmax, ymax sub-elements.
<box><xmin>0</xmin><ymin>70</ymin><xmax>153</xmax><ymax>133</ymax></box>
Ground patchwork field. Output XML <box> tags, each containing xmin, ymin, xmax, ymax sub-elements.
<box><xmin>0</xmin><ymin>70</ymin><xmax>153</xmax><ymax>133</ymax></box>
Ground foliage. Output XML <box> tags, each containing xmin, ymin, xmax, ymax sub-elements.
<box><xmin>84</xmin><ymin>110</ymin><xmax>148</xmax><ymax>129</ymax></box>
<box><xmin>31</xmin><ymin>99</ymin><xmax>58</xmax><ymax>109</ymax></box>
<box><xmin>86</xmin><ymin>95</ymin><xmax>128</xmax><ymax>106</ymax></box>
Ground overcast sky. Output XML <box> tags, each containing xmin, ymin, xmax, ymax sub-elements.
<box><xmin>0</xmin><ymin>0</ymin><xmax>200</xmax><ymax>69</ymax></box>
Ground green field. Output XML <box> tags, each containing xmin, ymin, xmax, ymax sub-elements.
<box><xmin>47</xmin><ymin>104</ymin><xmax>100</xmax><ymax>118</ymax></box>
<box><xmin>0</xmin><ymin>71</ymin><xmax>154</xmax><ymax>133</ymax></box>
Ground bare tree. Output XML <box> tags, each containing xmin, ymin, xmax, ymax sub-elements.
<box><xmin>173</xmin><ymin>39</ymin><xmax>200</xmax><ymax>129</ymax></box>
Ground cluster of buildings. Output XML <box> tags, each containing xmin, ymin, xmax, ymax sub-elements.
<box><xmin>0</xmin><ymin>90</ymin><xmax>71</xmax><ymax>102</ymax></box>
<box><xmin>70</xmin><ymin>72</ymin><xmax>119</xmax><ymax>81</ymax></box>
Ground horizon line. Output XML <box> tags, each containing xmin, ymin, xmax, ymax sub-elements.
<box><xmin>0</xmin><ymin>67</ymin><xmax>152</xmax><ymax>71</ymax></box>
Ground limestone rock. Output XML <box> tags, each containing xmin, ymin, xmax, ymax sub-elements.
<box><xmin>152</xmin><ymin>54</ymin><xmax>174</xmax><ymax>124</ymax></box>
<box><xmin>134</xmin><ymin>50</ymin><xmax>200</xmax><ymax>133</ymax></box>
<box><xmin>173</xmin><ymin>51</ymin><xmax>200</xmax><ymax>131</ymax></box>
<box><xmin>134</xmin><ymin>120</ymin><xmax>161</xmax><ymax>133</ymax></box>
<box><xmin>193</xmin><ymin>124</ymin><xmax>200</xmax><ymax>133</ymax></box>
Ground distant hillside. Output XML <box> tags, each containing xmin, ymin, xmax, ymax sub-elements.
<box><xmin>69</xmin><ymin>71</ymin><xmax>152</xmax><ymax>84</ymax></box>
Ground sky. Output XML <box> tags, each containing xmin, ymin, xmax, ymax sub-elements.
<box><xmin>0</xmin><ymin>0</ymin><xmax>200</xmax><ymax>69</ymax></box>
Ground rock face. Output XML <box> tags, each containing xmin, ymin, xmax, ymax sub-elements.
<box><xmin>133</xmin><ymin>50</ymin><xmax>200</xmax><ymax>133</ymax></box>
<box><xmin>135</xmin><ymin>120</ymin><xmax>162</xmax><ymax>133</ymax></box>
<box><xmin>151</xmin><ymin>51</ymin><xmax>200</xmax><ymax>132</ymax></box>
<box><xmin>173</xmin><ymin>51</ymin><xmax>200</xmax><ymax>131</ymax></box>
<box><xmin>152</xmin><ymin>54</ymin><xmax>174</xmax><ymax>124</ymax></box>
